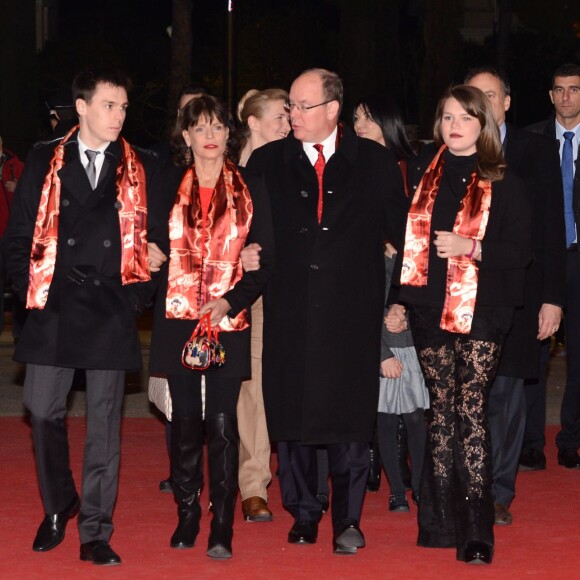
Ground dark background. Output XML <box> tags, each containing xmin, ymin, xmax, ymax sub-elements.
<box><xmin>0</xmin><ymin>0</ymin><xmax>579</xmax><ymax>156</ymax></box>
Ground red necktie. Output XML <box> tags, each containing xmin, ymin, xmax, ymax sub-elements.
<box><xmin>313</xmin><ymin>144</ymin><xmax>326</xmax><ymax>224</ymax></box>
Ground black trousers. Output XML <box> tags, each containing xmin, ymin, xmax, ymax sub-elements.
<box><xmin>488</xmin><ymin>375</ymin><xmax>525</xmax><ymax>506</ymax></box>
<box><xmin>277</xmin><ymin>440</ymin><xmax>369</xmax><ymax>532</ymax></box>
<box><xmin>23</xmin><ymin>364</ymin><xmax>125</xmax><ymax>543</ymax></box>
<box><xmin>557</xmin><ymin>251</ymin><xmax>580</xmax><ymax>450</ymax></box>
<box><xmin>522</xmin><ymin>341</ymin><xmax>550</xmax><ymax>451</ymax></box>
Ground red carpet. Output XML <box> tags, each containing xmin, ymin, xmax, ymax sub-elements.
<box><xmin>0</xmin><ymin>417</ymin><xmax>577</xmax><ymax>579</ymax></box>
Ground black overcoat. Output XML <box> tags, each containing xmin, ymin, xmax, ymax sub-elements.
<box><xmin>496</xmin><ymin>125</ymin><xmax>566</xmax><ymax>378</ymax></box>
<box><xmin>148</xmin><ymin>164</ymin><xmax>275</xmax><ymax>378</ymax></box>
<box><xmin>246</xmin><ymin>126</ymin><xmax>407</xmax><ymax>445</ymax></box>
<box><xmin>3</xmin><ymin>134</ymin><xmax>158</xmax><ymax>370</ymax></box>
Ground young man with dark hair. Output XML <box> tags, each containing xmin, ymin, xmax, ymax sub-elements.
<box><xmin>527</xmin><ymin>63</ymin><xmax>580</xmax><ymax>469</ymax></box>
<box><xmin>3</xmin><ymin>67</ymin><xmax>159</xmax><ymax>566</ymax></box>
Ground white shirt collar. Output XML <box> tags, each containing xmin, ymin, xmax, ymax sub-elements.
<box><xmin>302</xmin><ymin>126</ymin><xmax>338</xmax><ymax>166</ymax></box>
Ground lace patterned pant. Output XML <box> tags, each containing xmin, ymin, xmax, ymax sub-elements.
<box><xmin>415</xmin><ymin>335</ymin><xmax>500</xmax><ymax>561</ymax></box>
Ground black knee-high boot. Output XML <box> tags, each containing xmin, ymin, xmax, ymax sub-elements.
<box><xmin>170</xmin><ymin>415</ymin><xmax>204</xmax><ymax>549</ymax></box>
<box><xmin>206</xmin><ymin>413</ymin><xmax>239</xmax><ymax>559</ymax></box>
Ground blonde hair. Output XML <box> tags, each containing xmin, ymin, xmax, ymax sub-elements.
<box><xmin>433</xmin><ymin>85</ymin><xmax>506</xmax><ymax>182</ymax></box>
<box><xmin>232</xmin><ymin>88</ymin><xmax>289</xmax><ymax>162</ymax></box>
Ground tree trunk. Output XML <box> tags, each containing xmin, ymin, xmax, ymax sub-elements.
<box><xmin>495</xmin><ymin>0</ymin><xmax>513</xmax><ymax>71</ymax></box>
<box><xmin>169</xmin><ymin>0</ymin><xmax>193</xmax><ymax>112</ymax></box>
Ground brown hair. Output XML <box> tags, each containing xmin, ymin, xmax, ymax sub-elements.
<box><xmin>171</xmin><ymin>94</ymin><xmax>232</xmax><ymax>167</ymax></box>
<box><xmin>433</xmin><ymin>85</ymin><xmax>506</xmax><ymax>182</ymax></box>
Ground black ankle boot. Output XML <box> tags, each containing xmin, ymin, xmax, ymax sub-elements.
<box><xmin>169</xmin><ymin>415</ymin><xmax>203</xmax><ymax>549</ymax></box>
<box><xmin>205</xmin><ymin>413</ymin><xmax>239</xmax><ymax>559</ymax></box>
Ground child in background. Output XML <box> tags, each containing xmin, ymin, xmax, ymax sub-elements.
<box><xmin>378</xmin><ymin>243</ymin><xmax>429</xmax><ymax>511</ymax></box>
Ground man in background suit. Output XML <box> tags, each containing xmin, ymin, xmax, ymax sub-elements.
<box><xmin>527</xmin><ymin>62</ymin><xmax>580</xmax><ymax>469</ymax></box>
<box><xmin>465</xmin><ymin>67</ymin><xmax>566</xmax><ymax>524</ymax></box>
<box><xmin>3</xmin><ymin>68</ymin><xmax>158</xmax><ymax>566</ymax></box>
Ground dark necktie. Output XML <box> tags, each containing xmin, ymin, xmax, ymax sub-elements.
<box><xmin>313</xmin><ymin>144</ymin><xmax>326</xmax><ymax>224</ymax></box>
<box><xmin>85</xmin><ymin>149</ymin><xmax>99</xmax><ymax>189</ymax></box>
<box><xmin>562</xmin><ymin>131</ymin><xmax>575</xmax><ymax>247</ymax></box>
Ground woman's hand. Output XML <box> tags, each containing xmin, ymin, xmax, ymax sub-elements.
<box><xmin>385</xmin><ymin>304</ymin><xmax>407</xmax><ymax>333</ymax></box>
<box><xmin>147</xmin><ymin>242</ymin><xmax>168</xmax><ymax>272</ymax></box>
<box><xmin>240</xmin><ymin>243</ymin><xmax>262</xmax><ymax>272</ymax></box>
<box><xmin>200</xmin><ymin>298</ymin><xmax>232</xmax><ymax>326</ymax></box>
<box><xmin>433</xmin><ymin>231</ymin><xmax>473</xmax><ymax>259</ymax></box>
<box><xmin>381</xmin><ymin>357</ymin><xmax>403</xmax><ymax>379</ymax></box>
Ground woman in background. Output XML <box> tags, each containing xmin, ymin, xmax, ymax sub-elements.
<box><xmin>354</xmin><ymin>97</ymin><xmax>428</xmax><ymax>511</ymax></box>
<box><xmin>232</xmin><ymin>88</ymin><xmax>290</xmax><ymax>522</ymax></box>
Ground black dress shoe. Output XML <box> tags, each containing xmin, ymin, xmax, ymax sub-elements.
<box><xmin>558</xmin><ymin>448</ymin><xmax>580</xmax><ymax>469</ymax></box>
<box><xmin>316</xmin><ymin>493</ymin><xmax>329</xmax><ymax>513</ymax></box>
<box><xmin>288</xmin><ymin>520</ymin><xmax>318</xmax><ymax>544</ymax></box>
<box><xmin>464</xmin><ymin>541</ymin><xmax>493</xmax><ymax>564</ymax></box>
<box><xmin>333</xmin><ymin>521</ymin><xmax>366</xmax><ymax>555</ymax></box>
<box><xmin>32</xmin><ymin>494</ymin><xmax>80</xmax><ymax>552</ymax></box>
<box><xmin>80</xmin><ymin>540</ymin><xmax>122</xmax><ymax>566</ymax></box>
<box><xmin>159</xmin><ymin>477</ymin><xmax>173</xmax><ymax>493</ymax></box>
<box><xmin>518</xmin><ymin>448</ymin><xmax>546</xmax><ymax>471</ymax></box>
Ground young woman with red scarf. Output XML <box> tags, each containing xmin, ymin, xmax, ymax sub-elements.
<box><xmin>388</xmin><ymin>85</ymin><xmax>531</xmax><ymax>565</ymax></box>
<box><xmin>148</xmin><ymin>95</ymin><xmax>274</xmax><ymax>559</ymax></box>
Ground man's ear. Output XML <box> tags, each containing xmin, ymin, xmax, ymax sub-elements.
<box><xmin>327</xmin><ymin>100</ymin><xmax>340</xmax><ymax>120</ymax></box>
<box><xmin>76</xmin><ymin>98</ymin><xmax>87</xmax><ymax>116</ymax></box>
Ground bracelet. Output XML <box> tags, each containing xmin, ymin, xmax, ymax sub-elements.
<box><xmin>466</xmin><ymin>238</ymin><xmax>477</xmax><ymax>259</ymax></box>
<box><xmin>472</xmin><ymin>240</ymin><xmax>482</xmax><ymax>260</ymax></box>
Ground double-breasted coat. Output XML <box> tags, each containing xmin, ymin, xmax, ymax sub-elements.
<box><xmin>246</xmin><ymin>125</ymin><xmax>407</xmax><ymax>445</ymax></box>
<box><xmin>3</xmin><ymin>133</ymin><xmax>158</xmax><ymax>370</ymax></box>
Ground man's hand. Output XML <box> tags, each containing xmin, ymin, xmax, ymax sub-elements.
<box><xmin>381</xmin><ymin>357</ymin><xmax>403</xmax><ymax>379</ymax></box>
<box><xmin>537</xmin><ymin>303</ymin><xmax>563</xmax><ymax>340</ymax></box>
<box><xmin>385</xmin><ymin>304</ymin><xmax>407</xmax><ymax>333</ymax></box>
<box><xmin>147</xmin><ymin>242</ymin><xmax>167</xmax><ymax>272</ymax></box>
<box><xmin>241</xmin><ymin>243</ymin><xmax>261</xmax><ymax>272</ymax></box>
<box><xmin>200</xmin><ymin>298</ymin><xmax>231</xmax><ymax>326</ymax></box>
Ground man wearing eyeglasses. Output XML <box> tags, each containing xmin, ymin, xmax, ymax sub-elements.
<box><xmin>246</xmin><ymin>68</ymin><xmax>406</xmax><ymax>554</ymax></box>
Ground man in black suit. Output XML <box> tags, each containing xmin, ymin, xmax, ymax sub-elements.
<box><xmin>527</xmin><ymin>63</ymin><xmax>580</xmax><ymax>469</ymax></box>
<box><xmin>3</xmin><ymin>68</ymin><xmax>158</xmax><ymax>566</ymax></box>
<box><xmin>465</xmin><ymin>67</ymin><xmax>566</xmax><ymax>523</ymax></box>
<box><xmin>246</xmin><ymin>68</ymin><xmax>406</xmax><ymax>554</ymax></box>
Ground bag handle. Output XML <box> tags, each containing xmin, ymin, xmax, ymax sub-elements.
<box><xmin>188</xmin><ymin>311</ymin><xmax>219</xmax><ymax>342</ymax></box>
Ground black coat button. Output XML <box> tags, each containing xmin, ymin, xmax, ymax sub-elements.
<box><xmin>61</xmin><ymin>199</ymin><xmax>70</xmax><ymax>207</ymax></box>
<box><xmin>300</xmin><ymin>190</ymin><xmax>309</xmax><ymax>198</ymax></box>
<box><xmin>114</xmin><ymin>200</ymin><xmax>122</xmax><ymax>209</ymax></box>
<box><xmin>103</xmin><ymin>239</ymin><xmax>111</xmax><ymax>248</ymax></box>
<box><xmin>93</xmin><ymin>279</ymin><xmax>101</xmax><ymax>286</ymax></box>
<box><xmin>67</xmin><ymin>238</ymin><xmax>75</xmax><ymax>246</ymax></box>
<box><xmin>310</xmin><ymin>264</ymin><xmax>319</xmax><ymax>271</ymax></box>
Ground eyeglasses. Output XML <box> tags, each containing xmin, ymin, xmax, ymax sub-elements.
<box><xmin>284</xmin><ymin>99</ymin><xmax>334</xmax><ymax>114</ymax></box>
